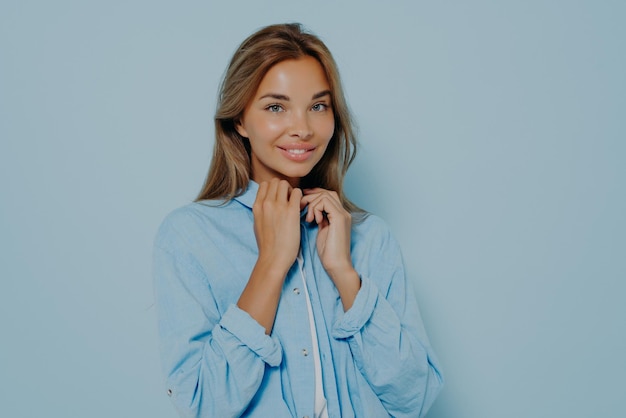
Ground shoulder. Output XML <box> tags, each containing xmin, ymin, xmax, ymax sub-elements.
<box><xmin>351</xmin><ymin>213</ymin><xmax>402</xmax><ymax>256</ymax></box>
<box><xmin>350</xmin><ymin>214</ymin><xmax>407</xmax><ymax>291</ymax></box>
<box><xmin>352</xmin><ymin>213</ymin><xmax>395</xmax><ymax>242</ymax></box>
<box><xmin>154</xmin><ymin>199</ymin><xmax>249</xmax><ymax>252</ymax></box>
<box><xmin>155</xmin><ymin>201</ymin><xmax>221</xmax><ymax>236</ymax></box>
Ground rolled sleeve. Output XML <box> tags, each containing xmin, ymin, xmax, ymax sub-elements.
<box><xmin>217</xmin><ymin>304</ymin><xmax>283</xmax><ymax>367</ymax></box>
<box><xmin>331</xmin><ymin>275</ymin><xmax>378</xmax><ymax>339</ymax></box>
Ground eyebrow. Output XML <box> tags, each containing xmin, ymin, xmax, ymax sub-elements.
<box><xmin>258</xmin><ymin>90</ymin><xmax>331</xmax><ymax>101</ymax></box>
<box><xmin>312</xmin><ymin>90</ymin><xmax>331</xmax><ymax>100</ymax></box>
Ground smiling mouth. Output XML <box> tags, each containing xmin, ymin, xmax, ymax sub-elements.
<box><xmin>278</xmin><ymin>146</ymin><xmax>316</xmax><ymax>161</ymax></box>
<box><xmin>285</xmin><ymin>149</ymin><xmax>308</xmax><ymax>155</ymax></box>
<box><xmin>278</xmin><ymin>146</ymin><xmax>315</xmax><ymax>153</ymax></box>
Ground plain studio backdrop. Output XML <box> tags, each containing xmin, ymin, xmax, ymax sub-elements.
<box><xmin>1</xmin><ymin>1</ymin><xmax>624</xmax><ymax>417</ymax></box>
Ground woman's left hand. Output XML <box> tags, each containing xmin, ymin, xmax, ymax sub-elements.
<box><xmin>301</xmin><ymin>188</ymin><xmax>360</xmax><ymax>309</ymax></box>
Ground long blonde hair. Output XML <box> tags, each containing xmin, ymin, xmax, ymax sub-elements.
<box><xmin>196</xmin><ymin>23</ymin><xmax>362</xmax><ymax>214</ymax></box>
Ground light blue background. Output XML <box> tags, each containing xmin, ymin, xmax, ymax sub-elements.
<box><xmin>1</xmin><ymin>1</ymin><xmax>624</xmax><ymax>417</ymax></box>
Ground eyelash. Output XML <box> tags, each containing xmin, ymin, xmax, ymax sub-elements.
<box><xmin>265</xmin><ymin>102</ymin><xmax>330</xmax><ymax>113</ymax></box>
<box><xmin>266</xmin><ymin>104</ymin><xmax>284</xmax><ymax>112</ymax></box>
<box><xmin>312</xmin><ymin>103</ymin><xmax>329</xmax><ymax>112</ymax></box>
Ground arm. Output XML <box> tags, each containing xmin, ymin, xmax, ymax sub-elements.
<box><xmin>301</xmin><ymin>188</ymin><xmax>360</xmax><ymax>311</ymax></box>
<box><xmin>302</xmin><ymin>189</ymin><xmax>443</xmax><ymax>416</ymax></box>
<box><xmin>154</xmin><ymin>179</ymin><xmax>302</xmax><ymax>417</ymax></box>
<box><xmin>237</xmin><ymin>179</ymin><xmax>302</xmax><ymax>333</ymax></box>
<box><xmin>153</xmin><ymin>243</ymin><xmax>281</xmax><ymax>418</ymax></box>
<box><xmin>332</xmin><ymin>225</ymin><xmax>444</xmax><ymax>417</ymax></box>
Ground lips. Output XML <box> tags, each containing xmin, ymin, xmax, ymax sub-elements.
<box><xmin>278</xmin><ymin>144</ymin><xmax>316</xmax><ymax>161</ymax></box>
<box><xmin>284</xmin><ymin>148</ymin><xmax>308</xmax><ymax>155</ymax></box>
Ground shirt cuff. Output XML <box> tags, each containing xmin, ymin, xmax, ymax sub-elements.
<box><xmin>331</xmin><ymin>275</ymin><xmax>379</xmax><ymax>339</ymax></box>
<box><xmin>218</xmin><ymin>304</ymin><xmax>283</xmax><ymax>367</ymax></box>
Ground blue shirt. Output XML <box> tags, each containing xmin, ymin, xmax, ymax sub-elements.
<box><xmin>153</xmin><ymin>182</ymin><xmax>443</xmax><ymax>417</ymax></box>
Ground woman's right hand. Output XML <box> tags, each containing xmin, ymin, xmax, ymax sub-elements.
<box><xmin>253</xmin><ymin>178</ymin><xmax>303</xmax><ymax>275</ymax></box>
<box><xmin>238</xmin><ymin>179</ymin><xmax>302</xmax><ymax>334</ymax></box>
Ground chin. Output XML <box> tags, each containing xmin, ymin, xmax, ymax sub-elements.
<box><xmin>292</xmin><ymin>168</ymin><xmax>317</xmax><ymax>180</ymax></box>
<box><xmin>279</xmin><ymin>165</ymin><xmax>314</xmax><ymax>179</ymax></box>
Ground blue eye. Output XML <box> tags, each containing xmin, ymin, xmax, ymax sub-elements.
<box><xmin>267</xmin><ymin>104</ymin><xmax>283</xmax><ymax>112</ymax></box>
<box><xmin>312</xmin><ymin>103</ymin><xmax>328</xmax><ymax>112</ymax></box>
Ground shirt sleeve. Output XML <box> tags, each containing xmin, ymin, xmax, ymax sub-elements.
<box><xmin>330</xmin><ymin>221</ymin><xmax>444</xmax><ymax>418</ymax></box>
<box><xmin>153</xmin><ymin>224</ymin><xmax>282</xmax><ymax>418</ymax></box>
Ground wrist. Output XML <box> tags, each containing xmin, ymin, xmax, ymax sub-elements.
<box><xmin>255</xmin><ymin>255</ymin><xmax>292</xmax><ymax>281</ymax></box>
<box><xmin>328</xmin><ymin>267</ymin><xmax>361</xmax><ymax>311</ymax></box>
<box><xmin>324</xmin><ymin>261</ymin><xmax>356</xmax><ymax>279</ymax></box>
<box><xmin>327</xmin><ymin>266</ymin><xmax>360</xmax><ymax>289</ymax></box>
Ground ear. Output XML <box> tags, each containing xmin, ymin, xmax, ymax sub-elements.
<box><xmin>235</xmin><ymin>119</ymin><xmax>249</xmax><ymax>138</ymax></box>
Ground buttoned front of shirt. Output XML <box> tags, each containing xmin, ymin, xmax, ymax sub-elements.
<box><xmin>153</xmin><ymin>181</ymin><xmax>443</xmax><ymax>418</ymax></box>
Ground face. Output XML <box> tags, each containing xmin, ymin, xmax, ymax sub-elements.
<box><xmin>236</xmin><ymin>56</ymin><xmax>335</xmax><ymax>187</ymax></box>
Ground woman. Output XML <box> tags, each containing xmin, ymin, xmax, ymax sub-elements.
<box><xmin>153</xmin><ymin>23</ymin><xmax>443</xmax><ymax>418</ymax></box>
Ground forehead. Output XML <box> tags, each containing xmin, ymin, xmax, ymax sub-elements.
<box><xmin>255</xmin><ymin>56</ymin><xmax>330</xmax><ymax>97</ymax></box>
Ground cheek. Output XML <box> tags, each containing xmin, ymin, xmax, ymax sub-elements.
<box><xmin>265</xmin><ymin>119</ymin><xmax>285</xmax><ymax>135</ymax></box>
<box><xmin>245</xmin><ymin>115</ymin><xmax>284</xmax><ymax>141</ymax></box>
<box><xmin>321</xmin><ymin>118</ymin><xmax>335</xmax><ymax>143</ymax></box>
<box><xmin>255</xmin><ymin>121</ymin><xmax>285</xmax><ymax>143</ymax></box>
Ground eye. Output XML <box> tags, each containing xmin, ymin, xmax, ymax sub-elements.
<box><xmin>266</xmin><ymin>104</ymin><xmax>284</xmax><ymax>113</ymax></box>
<box><xmin>311</xmin><ymin>103</ymin><xmax>329</xmax><ymax>112</ymax></box>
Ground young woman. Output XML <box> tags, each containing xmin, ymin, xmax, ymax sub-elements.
<box><xmin>153</xmin><ymin>23</ymin><xmax>443</xmax><ymax>418</ymax></box>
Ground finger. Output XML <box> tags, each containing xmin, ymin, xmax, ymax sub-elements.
<box><xmin>300</xmin><ymin>192</ymin><xmax>320</xmax><ymax>207</ymax></box>
<box><xmin>306</xmin><ymin>195</ymin><xmax>330</xmax><ymax>225</ymax></box>
<box><xmin>289</xmin><ymin>187</ymin><xmax>303</xmax><ymax>211</ymax></box>
<box><xmin>299</xmin><ymin>194</ymin><xmax>308</xmax><ymax>211</ymax></box>
<box><xmin>316</xmin><ymin>206</ymin><xmax>325</xmax><ymax>225</ymax></box>
<box><xmin>309</xmin><ymin>194</ymin><xmax>345</xmax><ymax>225</ymax></box>
<box><xmin>300</xmin><ymin>192</ymin><xmax>317</xmax><ymax>222</ymax></box>
<box><xmin>303</xmin><ymin>188</ymin><xmax>342</xmax><ymax>206</ymax></box>
<box><xmin>254</xmin><ymin>181</ymin><xmax>269</xmax><ymax>207</ymax></box>
<box><xmin>277</xmin><ymin>179</ymin><xmax>290</xmax><ymax>203</ymax></box>
<box><xmin>302</xmin><ymin>194</ymin><xmax>322</xmax><ymax>223</ymax></box>
<box><xmin>267</xmin><ymin>178</ymin><xmax>280</xmax><ymax>201</ymax></box>
<box><xmin>303</xmin><ymin>190</ymin><xmax>344</xmax><ymax>224</ymax></box>
<box><xmin>303</xmin><ymin>187</ymin><xmax>327</xmax><ymax>195</ymax></box>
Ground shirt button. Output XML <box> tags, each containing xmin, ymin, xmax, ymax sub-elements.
<box><xmin>167</xmin><ymin>389</ymin><xmax>172</xmax><ymax>396</ymax></box>
<box><xmin>302</xmin><ymin>348</ymin><xmax>309</xmax><ymax>356</ymax></box>
<box><xmin>293</xmin><ymin>288</ymin><xmax>300</xmax><ymax>295</ymax></box>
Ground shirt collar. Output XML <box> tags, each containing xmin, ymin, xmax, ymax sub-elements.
<box><xmin>233</xmin><ymin>180</ymin><xmax>258</xmax><ymax>209</ymax></box>
<box><xmin>233</xmin><ymin>180</ymin><xmax>311</xmax><ymax>220</ymax></box>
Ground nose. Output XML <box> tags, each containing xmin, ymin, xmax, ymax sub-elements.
<box><xmin>288</xmin><ymin>110</ymin><xmax>313</xmax><ymax>140</ymax></box>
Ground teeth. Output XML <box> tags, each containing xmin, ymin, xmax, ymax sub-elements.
<box><xmin>287</xmin><ymin>149</ymin><xmax>307</xmax><ymax>154</ymax></box>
